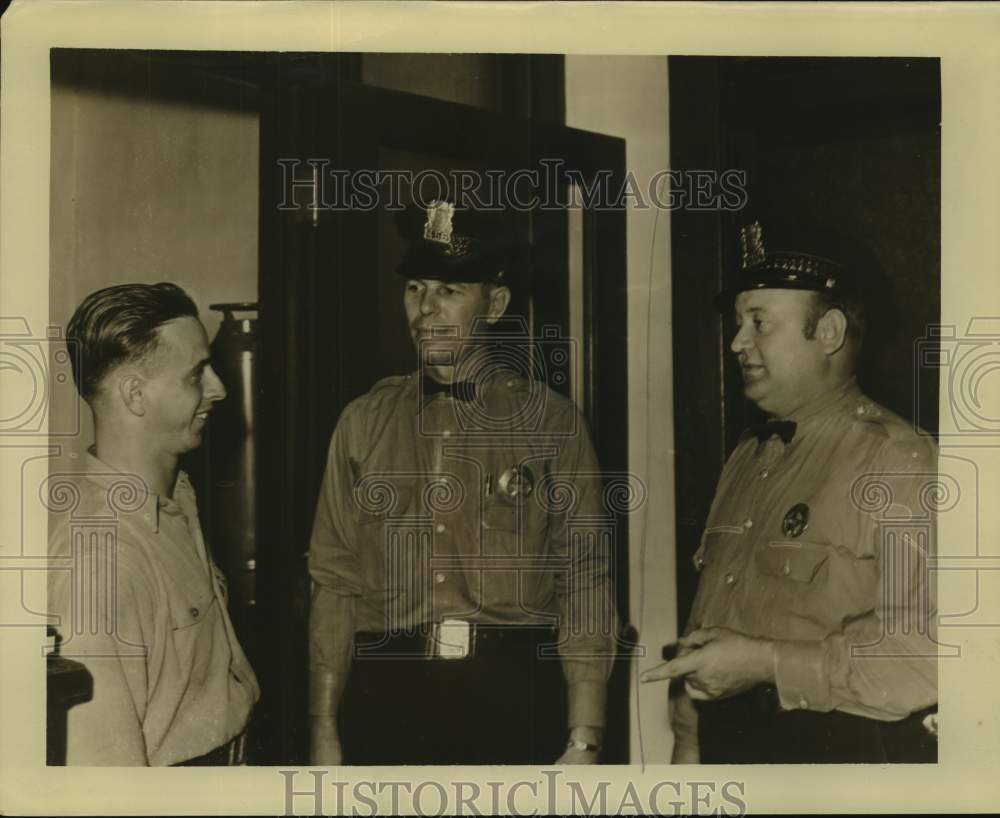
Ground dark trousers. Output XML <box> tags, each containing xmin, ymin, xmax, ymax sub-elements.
<box><xmin>698</xmin><ymin>687</ymin><xmax>937</xmax><ymax>764</ymax></box>
<box><xmin>339</xmin><ymin>628</ymin><xmax>567</xmax><ymax>765</ymax></box>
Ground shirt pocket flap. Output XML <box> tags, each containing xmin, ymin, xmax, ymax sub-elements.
<box><xmin>757</xmin><ymin>541</ymin><xmax>830</xmax><ymax>583</ymax></box>
<box><xmin>481</xmin><ymin>497</ymin><xmax>547</xmax><ymax>532</ymax></box>
<box><xmin>170</xmin><ymin>587</ymin><xmax>217</xmax><ymax>630</ymax></box>
<box><xmin>694</xmin><ymin>525</ymin><xmax>744</xmax><ymax>571</ymax></box>
<box><xmin>353</xmin><ymin>484</ymin><xmax>412</xmax><ymax>524</ymax></box>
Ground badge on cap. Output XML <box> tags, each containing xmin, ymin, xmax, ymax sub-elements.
<box><xmin>423</xmin><ymin>200</ymin><xmax>455</xmax><ymax>245</ymax></box>
<box><xmin>740</xmin><ymin>220</ymin><xmax>766</xmax><ymax>269</ymax></box>
<box><xmin>498</xmin><ymin>465</ymin><xmax>534</xmax><ymax>500</ymax></box>
<box><xmin>782</xmin><ymin>503</ymin><xmax>810</xmax><ymax>538</ymax></box>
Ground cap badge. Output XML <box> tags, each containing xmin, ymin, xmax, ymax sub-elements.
<box><xmin>782</xmin><ymin>503</ymin><xmax>810</xmax><ymax>538</ymax></box>
<box><xmin>423</xmin><ymin>200</ymin><xmax>455</xmax><ymax>245</ymax></box>
<box><xmin>740</xmin><ymin>220</ymin><xmax>766</xmax><ymax>269</ymax></box>
<box><xmin>443</xmin><ymin>235</ymin><xmax>472</xmax><ymax>257</ymax></box>
<box><xmin>498</xmin><ymin>465</ymin><xmax>534</xmax><ymax>500</ymax></box>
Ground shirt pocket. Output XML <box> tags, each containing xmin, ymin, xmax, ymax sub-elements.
<box><xmin>167</xmin><ymin>583</ymin><xmax>219</xmax><ymax>685</ymax></box>
<box><xmin>169</xmin><ymin>586</ymin><xmax>217</xmax><ymax>631</ymax></box>
<box><xmin>480</xmin><ymin>496</ymin><xmax>548</xmax><ymax>555</ymax></box>
<box><xmin>694</xmin><ymin>525</ymin><xmax>745</xmax><ymax>574</ymax></box>
<box><xmin>479</xmin><ymin>496</ymin><xmax>550</xmax><ymax>611</ymax></box>
<box><xmin>756</xmin><ymin>540</ymin><xmax>830</xmax><ymax>583</ymax></box>
<box><xmin>687</xmin><ymin>525</ymin><xmax>746</xmax><ymax>628</ymax></box>
<box><xmin>353</xmin><ymin>485</ymin><xmax>420</xmax><ymax>595</ymax></box>
<box><xmin>754</xmin><ymin>539</ymin><xmax>877</xmax><ymax>636</ymax></box>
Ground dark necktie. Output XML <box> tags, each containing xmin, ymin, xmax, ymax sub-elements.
<box><xmin>752</xmin><ymin>419</ymin><xmax>797</xmax><ymax>444</ymax></box>
<box><xmin>422</xmin><ymin>375</ymin><xmax>477</xmax><ymax>402</ymax></box>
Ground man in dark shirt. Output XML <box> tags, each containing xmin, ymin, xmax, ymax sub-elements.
<box><xmin>308</xmin><ymin>203</ymin><xmax>616</xmax><ymax>765</ymax></box>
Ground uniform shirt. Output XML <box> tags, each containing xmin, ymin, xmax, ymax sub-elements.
<box><xmin>309</xmin><ymin>368</ymin><xmax>617</xmax><ymax>728</ymax></box>
<box><xmin>47</xmin><ymin>451</ymin><xmax>260</xmax><ymax>765</ymax></box>
<box><xmin>672</xmin><ymin>380</ymin><xmax>938</xmax><ymax>752</ymax></box>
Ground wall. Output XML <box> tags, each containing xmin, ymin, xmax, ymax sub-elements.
<box><xmin>362</xmin><ymin>53</ymin><xmax>503</xmax><ymax>109</ymax></box>
<box><xmin>49</xmin><ymin>51</ymin><xmax>259</xmax><ymax>450</ymax></box>
<box><xmin>565</xmin><ymin>56</ymin><xmax>676</xmax><ymax>763</ymax></box>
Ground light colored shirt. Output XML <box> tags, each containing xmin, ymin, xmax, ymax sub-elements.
<box><xmin>47</xmin><ymin>451</ymin><xmax>259</xmax><ymax>765</ymax></box>
<box><xmin>672</xmin><ymin>381</ymin><xmax>938</xmax><ymax>754</ymax></box>
<box><xmin>309</xmin><ymin>369</ymin><xmax>617</xmax><ymax>728</ymax></box>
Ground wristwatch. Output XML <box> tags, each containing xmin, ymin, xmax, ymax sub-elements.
<box><xmin>566</xmin><ymin>738</ymin><xmax>601</xmax><ymax>753</ymax></box>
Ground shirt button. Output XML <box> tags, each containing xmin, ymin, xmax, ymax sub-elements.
<box><xmin>190</xmin><ymin>607</ymin><xmax>200</xmax><ymax>618</ymax></box>
<box><xmin>759</xmin><ymin>469</ymin><xmax>769</xmax><ymax>479</ymax></box>
<box><xmin>724</xmin><ymin>572</ymin><xmax>736</xmax><ymax>585</ymax></box>
<box><xmin>435</xmin><ymin>523</ymin><xmax>446</xmax><ymax>534</ymax></box>
<box><xmin>442</xmin><ymin>429</ymin><xmax>452</xmax><ymax>437</ymax></box>
<box><xmin>782</xmin><ymin>561</ymin><xmax>792</xmax><ymax>576</ymax></box>
<box><xmin>434</xmin><ymin>573</ymin><xmax>446</xmax><ymax>584</ymax></box>
<box><xmin>798</xmin><ymin>697</ymin><xmax>809</xmax><ymax>709</ymax></box>
<box><xmin>743</xmin><ymin>519</ymin><xmax>753</xmax><ymax>529</ymax></box>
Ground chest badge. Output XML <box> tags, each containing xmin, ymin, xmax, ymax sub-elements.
<box><xmin>498</xmin><ymin>465</ymin><xmax>534</xmax><ymax>500</ymax></box>
<box><xmin>782</xmin><ymin>503</ymin><xmax>810</xmax><ymax>538</ymax></box>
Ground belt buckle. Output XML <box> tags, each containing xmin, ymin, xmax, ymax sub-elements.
<box><xmin>430</xmin><ymin>619</ymin><xmax>475</xmax><ymax>659</ymax></box>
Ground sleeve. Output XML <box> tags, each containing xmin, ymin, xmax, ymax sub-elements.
<box><xmin>49</xmin><ymin>534</ymin><xmax>154</xmax><ymax>766</ymax></box>
<box><xmin>772</xmin><ymin>437</ymin><xmax>939</xmax><ymax>719</ymax></box>
<box><xmin>307</xmin><ymin>404</ymin><xmax>364</xmax><ymax>715</ymax></box>
<box><xmin>547</xmin><ymin>403</ymin><xmax>618</xmax><ymax>729</ymax></box>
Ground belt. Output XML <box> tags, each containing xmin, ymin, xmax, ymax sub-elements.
<box><xmin>174</xmin><ymin>731</ymin><xmax>247</xmax><ymax>766</ymax></box>
<box><xmin>354</xmin><ymin>622</ymin><xmax>559</xmax><ymax>661</ymax></box>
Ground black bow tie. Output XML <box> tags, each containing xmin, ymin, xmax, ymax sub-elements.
<box><xmin>753</xmin><ymin>420</ymin><xmax>797</xmax><ymax>444</ymax></box>
<box><xmin>422</xmin><ymin>375</ymin><xmax>477</xmax><ymax>402</ymax></box>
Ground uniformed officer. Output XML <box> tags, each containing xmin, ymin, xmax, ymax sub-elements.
<box><xmin>642</xmin><ymin>215</ymin><xmax>939</xmax><ymax>764</ymax></box>
<box><xmin>308</xmin><ymin>202</ymin><xmax>616</xmax><ymax>765</ymax></box>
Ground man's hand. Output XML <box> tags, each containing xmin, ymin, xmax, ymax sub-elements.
<box><xmin>554</xmin><ymin>726</ymin><xmax>602</xmax><ymax>765</ymax></box>
<box><xmin>310</xmin><ymin>716</ymin><xmax>344</xmax><ymax>765</ymax></box>
<box><xmin>640</xmin><ymin>627</ymin><xmax>776</xmax><ymax>701</ymax></box>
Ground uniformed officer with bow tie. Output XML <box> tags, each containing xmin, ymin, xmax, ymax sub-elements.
<box><xmin>643</xmin><ymin>215</ymin><xmax>939</xmax><ymax>764</ymax></box>
<box><xmin>308</xmin><ymin>202</ymin><xmax>616</xmax><ymax>765</ymax></box>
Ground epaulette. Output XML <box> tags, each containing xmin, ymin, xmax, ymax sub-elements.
<box><xmin>368</xmin><ymin>373</ymin><xmax>411</xmax><ymax>394</ymax></box>
<box><xmin>853</xmin><ymin>398</ymin><xmax>936</xmax><ymax>468</ymax></box>
<box><xmin>851</xmin><ymin>398</ymin><xmax>893</xmax><ymax>439</ymax></box>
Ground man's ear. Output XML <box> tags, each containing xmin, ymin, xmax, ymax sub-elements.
<box><xmin>117</xmin><ymin>372</ymin><xmax>147</xmax><ymax>417</ymax></box>
<box><xmin>485</xmin><ymin>285</ymin><xmax>512</xmax><ymax>324</ymax></box>
<box><xmin>816</xmin><ymin>307</ymin><xmax>848</xmax><ymax>356</ymax></box>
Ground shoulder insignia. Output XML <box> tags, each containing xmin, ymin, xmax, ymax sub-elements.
<box><xmin>369</xmin><ymin>373</ymin><xmax>410</xmax><ymax>393</ymax></box>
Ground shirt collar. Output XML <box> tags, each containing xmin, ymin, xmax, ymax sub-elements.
<box><xmin>784</xmin><ymin>377</ymin><xmax>861</xmax><ymax>439</ymax></box>
<box><xmin>413</xmin><ymin>346</ymin><xmax>501</xmax><ymax>415</ymax></box>
<box><xmin>81</xmin><ymin>446</ymin><xmax>189</xmax><ymax>533</ymax></box>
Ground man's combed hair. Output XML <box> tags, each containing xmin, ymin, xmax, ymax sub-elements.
<box><xmin>66</xmin><ymin>282</ymin><xmax>199</xmax><ymax>401</ymax></box>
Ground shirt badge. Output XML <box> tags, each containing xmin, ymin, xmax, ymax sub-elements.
<box><xmin>498</xmin><ymin>465</ymin><xmax>534</xmax><ymax>500</ymax></box>
<box><xmin>782</xmin><ymin>503</ymin><xmax>810</xmax><ymax>538</ymax></box>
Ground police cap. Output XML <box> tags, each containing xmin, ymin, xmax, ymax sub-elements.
<box><xmin>395</xmin><ymin>201</ymin><xmax>524</xmax><ymax>286</ymax></box>
<box><xmin>716</xmin><ymin>208</ymin><xmax>887</xmax><ymax>313</ymax></box>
